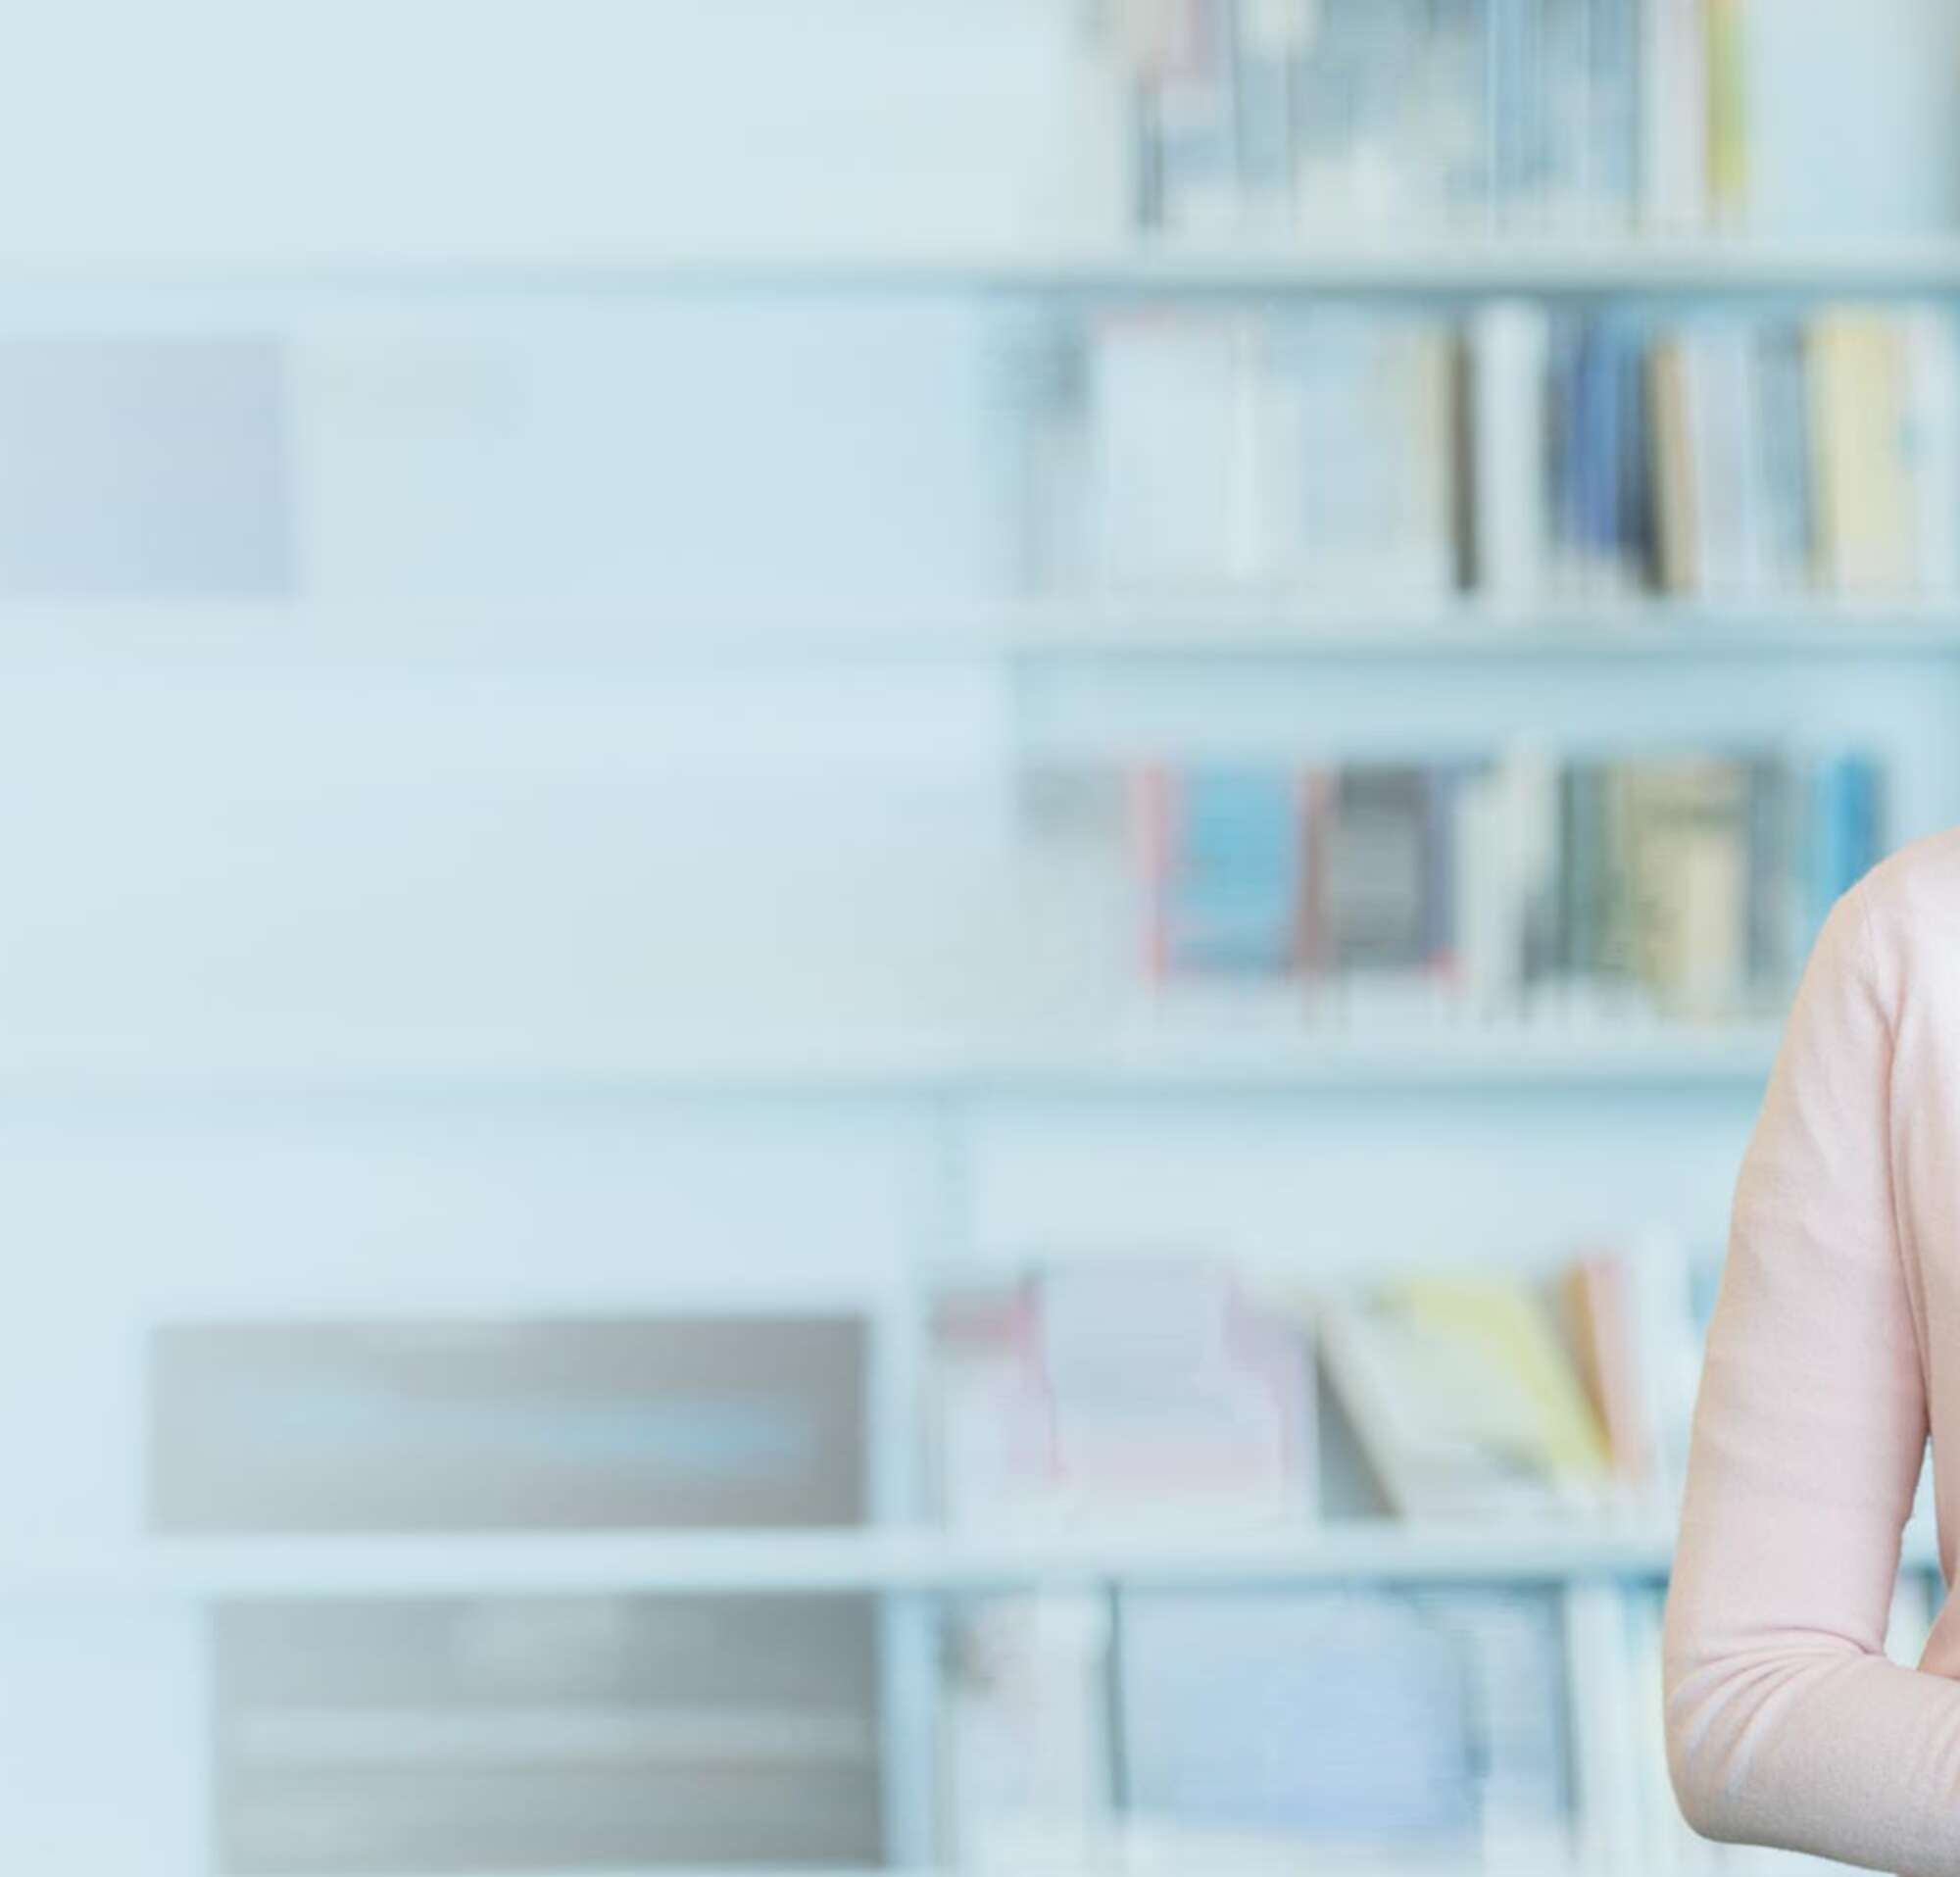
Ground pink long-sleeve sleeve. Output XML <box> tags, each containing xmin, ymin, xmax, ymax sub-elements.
<box><xmin>1664</xmin><ymin>882</ymin><xmax>1957</xmax><ymax>1874</ymax></box>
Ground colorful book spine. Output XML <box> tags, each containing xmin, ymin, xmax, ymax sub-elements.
<box><xmin>1105</xmin><ymin>748</ymin><xmax>1886</xmax><ymax>1020</ymax></box>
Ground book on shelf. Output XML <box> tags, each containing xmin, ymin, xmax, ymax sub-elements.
<box><xmin>1317</xmin><ymin>1235</ymin><xmax>1721</xmax><ymax>1521</ymax></box>
<box><xmin>213</xmin><ymin>1592</ymin><xmax>884</xmax><ymax>1874</ymax></box>
<box><xmin>941</xmin><ymin>1559</ymin><xmax>1941</xmax><ymax>1877</ymax></box>
<box><xmin>1513</xmin><ymin>305</ymin><xmax>1960</xmax><ymax>603</ymax></box>
<box><xmin>938</xmin><ymin>1581</ymin><xmax>1573</xmax><ymax>1870</ymax></box>
<box><xmin>1470</xmin><ymin>300</ymin><xmax>1552</xmax><ymax>599</ymax></box>
<box><xmin>148</xmin><ymin>1313</ymin><xmax>868</xmax><ymax>1533</ymax></box>
<box><xmin>1808</xmin><ymin>309</ymin><xmax>1960</xmax><ymax>596</ymax></box>
<box><xmin>1082</xmin><ymin>306</ymin><xmax>1461</xmax><ymax>596</ymax></box>
<box><xmin>928</xmin><ymin>1256</ymin><xmax>1314</xmax><ymax>1527</ymax></box>
<box><xmin>1112</xmin><ymin>0</ymin><xmax>1741</xmax><ymax>237</ymax></box>
<box><xmin>1563</xmin><ymin>1251</ymin><xmax>1658</xmax><ymax>1494</ymax></box>
<box><xmin>1317</xmin><ymin>1269</ymin><xmax>1618</xmax><ymax>1520</ymax></box>
<box><xmin>1507</xmin><ymin>304</ymin><xmax>1960</xmax><ymax>604</ymax></box>
<box><xmin>925</xmin><ymin>1235</ymin><xmax>1725</xmax><ymax>1531</ymax></box>
<box><xmin>1318</xmin><ymin>1236</ymin><xmax>1722</xmax><ymax>1519</ymax></box>
<box><xmin>936</xmin><ymin>1591</ymin><xmax>1114</xmax><ymax>1871</ymax></box>
<box><xmin>928</xmin><ymin>1235</ymin><xmax>1942</xmax><ymax>1873</ymax></box>
<box><xmin>1120</xmin><ymin>1587</ymin><xmax>1571</xmax><ymax>1861</ymax></box>
<box><xmin>1543</xmin><ymin>312</ymin><xmax>1654</xmax><ymax>598</ymax></box>
<box><xmin>1018</xmin><ymin>745</ymin><xmax>1885</xmax><ymax>1030</ymax></box>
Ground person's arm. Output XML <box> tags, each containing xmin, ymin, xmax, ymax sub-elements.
<box><xmin>1664</xmin><ymin>885</ymin><xmax>1951</xmax><ymax>1874</ymax></box>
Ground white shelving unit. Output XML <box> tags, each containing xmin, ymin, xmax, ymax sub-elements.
<box><xmin>4</xmin><ymin>13</ymin><xmax>1956</xmax><ymax>1877</ymax></box>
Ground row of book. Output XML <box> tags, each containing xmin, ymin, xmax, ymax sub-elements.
<box><xmin>928</xmin><ymin>1242</ymin><xmax>1714</xmax><ymax>1528</ymax></box>
<box><xmin>213</xmin><ymin>1569</ymin><xmax>1930</xmax><ymax>1875</ymax></box>
<box><xmin>931</xmin><ymin>1252</ymin><xmax>1937</xmax><ymax>1871</ymax></box>
<box><xmin>943</xmin><ymin>1581</ymin><xmax>1573</xmax><ymax>1870</ymax></box>
<box><xmin>1522</xmin><ymin>306</ymin><xmax>1960</xmax><ymax>601</ymax></box>
<box><xmin>943</xmin><ymin>1570</ymin><xmax>1938</xmax><ymax>1875</ymax></box>
<box><xmin>1020</xmin><ymin>749</ymin><xmax>1883</xmax><ymax>1025</ymax></box>
<box><xmin>1116</xmin><ymin>0</ymin><xmax>1746</xmax><ymax>237</ymax></box>
<box><xmin>1027</xmin><ymin>304</ymin><xmax>1960</xmax><ymax>601</ymax></box>
<box><xmin>11</xmin><ymin>321</ymin><xmax>1951</xmax><ymax>614</ymax></box>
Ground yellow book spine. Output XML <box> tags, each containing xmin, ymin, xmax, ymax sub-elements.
<box><xmin>1396</xmin><ymin>1278</ymin><xmax>1612</xmax><ymax>1483</ymax></box>
<box><xmin>1706</xmin><ymin>0</ymin><xmax>1749</xmax><ymax>220</ymax></box>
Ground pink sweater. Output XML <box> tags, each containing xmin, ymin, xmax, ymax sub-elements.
<box><xmin>1666</xmin><ymin>833</ymin><xmax>1960</xmax><ymax>1874</ymax></box>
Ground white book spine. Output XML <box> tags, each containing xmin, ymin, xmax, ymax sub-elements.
<box><xmin>1733</xmin><ymin>328</ymin><xmax>1774</xmax><ymax>596</ymax></box>
<box><xmin>1686</xmin><ymin>329</ymin><xmax>1757</xmax><ymax>597</ymax></box>
<box><xmin>1564</xmin><ymin>1582</ymin><xmax>1644</xmax><ymax>1877</ymax></box>
<box><xmin>1642</xmin><ymin>0</ymin><xmax>1710</xmax><ymax>228</ymax></box>
<box><xmin>1406</xmin><ymin>326</ymin><xmax>1460</xmax><ymax>598</ymax></box>
<box><xmin>1472</xmin><ymin>301</ymin><xmax>1550</xmax><ymax>605</ymax></box>
<box><xmin>1625</xmin><ymin>1229</ymin><xmax>1700</xmax><ymax>1509</ymax></box>
<box><xmin>1623</xmin><ymin>1587</ymin><xmax>1691</xmax><ymax>1875</ymax></box>
<box><xmin>1454</xmin><ymin>762</ymin><xmax>1525</xmax><ymax>1018</ymax></box>
<box><xmin>1908</xmin><ymin>309</ymin><xmax>1960</xmax><ymax>596</ymax></box>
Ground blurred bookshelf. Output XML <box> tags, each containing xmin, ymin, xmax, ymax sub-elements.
<box><xmin>5</xmin><ymin>2</ymin><xmax>1960</xmax><ymax>1875</ymax></box>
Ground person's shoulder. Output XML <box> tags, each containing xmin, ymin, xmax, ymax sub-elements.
<box><xmin>1854</xmin><ymin>826</ymin><xmax>1960</xmax><ymax>921</ymax></box>
<box><xmin>1845</xmin><ymin>826</ymin><xmax>1960</xmax><ymax>989</ymax></box>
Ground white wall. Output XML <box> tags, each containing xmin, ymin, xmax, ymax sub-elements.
<box><xmin>0</xmin><ymin>0</ymin><xmax>1113</xmax><ymax>266</ymax></box>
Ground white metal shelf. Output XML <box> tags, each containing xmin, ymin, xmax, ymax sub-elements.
<box><xmin>230</xmin><ymin>1864</ymin><xmax>1572</xmax><ymax>1877</ymax></box>
<box><xmin>1018</xmin><ymin>601</ymin><xmax>1960</xmax><ymax>659</ymax></box>
<box><xmin>946</xmin><ymin>1026</ymin><xmax>1787</xmax><ymax>1095</ymax></box>
<box><xmin>12</xmin><ymin>238</ymin><xmax>1960</xmax><ymax>301</ymax></box>
<box><xmin>3</xmin><ymin>1521</ymin><xmax>1938</xmax><ymax>1601</ymax></box>
<box><xmin>0</xmin><ymin>1024</ymin><xmax>1787</xmax><ymax>1102</ymax></box>
<box><xmin>232</xmin><ymin>1864</ymin><xmax>1575</xmax><ymax>1877</ymax></box>
<box><xmin>8</xmin><ymin>598</ymin><xmax>1960</xmax><ymax>668</ymax></box>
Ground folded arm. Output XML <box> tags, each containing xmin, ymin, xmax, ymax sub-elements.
<box><xmin>1665</xmin><ymin>888</ymin><xmax>1952</xmax><ymax>1874</ymax></box>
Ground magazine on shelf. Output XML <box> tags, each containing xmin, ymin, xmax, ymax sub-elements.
<box><xmin>928</xmin><ymin>1256</ymin><xmax>1315</xmax><ymax>1527</ymax></box>
<box><xmin>937</xmin><ymin>1591</ymin><xmax>1114</xmax><ymax>1871</ymax></box>
<box><xmin>149</xmin><ymin>1313</ymin><xmax>869</xmax><ymax>1533</ymax></box>
<box><xmin>213</xmin><ymin>1593</ymin><xmax>884</xmax><ymax>1874</ymax></box>
<box><xmin>1317</xmin><ymin>1268</ymin><xmax>1616</xmax><ymax>1519</ymax></box>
